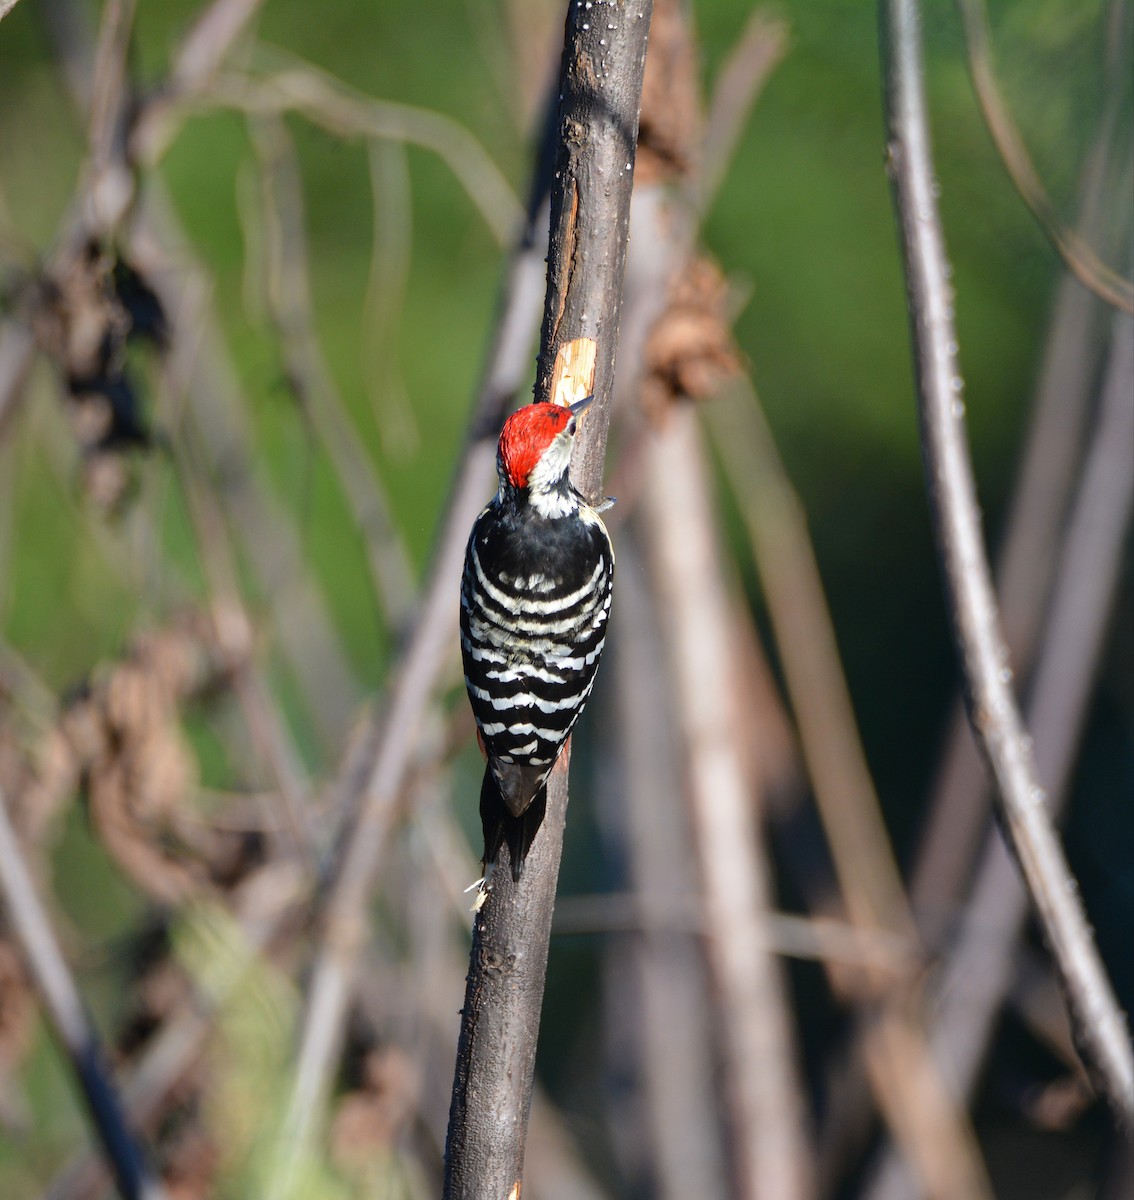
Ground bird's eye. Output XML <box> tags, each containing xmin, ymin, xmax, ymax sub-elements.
<box><xmin>566</xmin><ymin>417</ymin><xmax>577</xmax><ymax>435</ymax></box>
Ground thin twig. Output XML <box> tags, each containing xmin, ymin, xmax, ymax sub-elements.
<box><xmin>696</xmin><ymin>10</ymin><xmax>790</xmax><ymax>215</ymax></box>
<box><xmin>188</xmin><ymin>54</ymin><xmax>523</xmax><ymax>248</ymax></box>
<box><xmin>553</xmin><ymin>890</ymin><xmax>916</xmax><ymax>973</ymax></box>
<box><xmin>640</xmin><ymin>407</ymin><xmax>813</xmax><ymax>1200</ymax></box>
<box><xmin>82</xmin><ymin>0</ymin><xmax>136</xmax><ymax>235</ymax></box>
<box><xmin>127</xmin><ymin>0</ymin><xmax>265</xmax><ymax>161</ymax></box>
<box><xmin>0</xmin><ymin>321</ymin><xmax>36</xmax><ymax>438</ymax></box>
<box><xmin>881</xmin><ymin>0</ymin><xmax>1133</xmax><ymax>1122</ymax></box>
<box><xmin>443</xmin><ymin>7</ymin><xmax>653</xmax><ymax>1196</ymax></box>
<box><xmin>957</xmin><ymin>0</ymin><xmax>1133</xmax><ymax>315</ymax></box>
<box><xmin>866</xmin><ymin>294</ymin><xmax>1134</xmax><ymax>1200</ymax></box>
<box><xmin>130</xmin><ymin>210</ymin><xmax>365</xmax><ymax>749</ymax></box>
<box><xmin>0</xmin><ymin>785</ymin><xmax>169</xmax><ymax>1200</ymax></box>
<box><xmin>168</xmin><ymin>0</ymin><xmax>264</xmax><ymax>93</ymax></box>
<box><xmin>708</xmin><ymin>386</ymin><xmax>993</xmax><ymax>1200</ymax></box>
<box><xmin>910</xmin><ymin>43</ymin><xmax>1129</xmax><ymax>944</ymax></box>
<box><xmin>248</xmin><ymin>111</ymin><xmax>417</xmax><ymax>628</ymax></box>
<box><xmin>361</xmin><ymin>139</ymin><xmax>417</xmax><ymax>453</ymax></box>
<box><xmin>269</xmin><ymin>104</ymin><xmax>557</xmax><ymax>1190</ymax></box>
<box><xmin>174</xmin><ymin>413</ymin><xmax>318</xmax><ymax>862</ymax></box>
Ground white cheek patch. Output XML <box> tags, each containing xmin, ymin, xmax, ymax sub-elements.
<box><xmin>526</xmin><ymin>430</ymin><xmax>575</xmax><ymax>509</ymax></box>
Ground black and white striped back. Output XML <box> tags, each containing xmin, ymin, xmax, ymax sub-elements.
<box><xmin>460</xmin><ymin>494</ymin><xmax>614</xmax><ymax>818</ymax></box>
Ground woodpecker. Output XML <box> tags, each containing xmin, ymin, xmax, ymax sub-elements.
<box><xmin>460</xmin><ymin>395</ymin><xmax>614</xmax><ymax>883</ymax></box>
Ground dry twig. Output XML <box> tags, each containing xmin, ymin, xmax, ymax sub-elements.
<box><xmin>910</xmin><ymin>46</ymin><xmax>1130</xmax><ymax>944</ymax></box>
<box><xmin>957</xmin><ymin>0</ymin><xmax>1133</xmax><ymax>315</ymax></box>
<box><xmin>881</xmin><ymin>0</ymin><xmax>1133</xmax><ymax>1122</ymax></box>
<box><xmin>248</xmin><ymin>112</ymin><xmax>417</xmax><ymax>629</ymax></box>
<box><xmin>639</xmin><ymin>407</ymin><xmax>814</xmax><ymax>1200</ymax></box>
<box><xmin>0</xmin><ymin>784</ymin><xmax>169</xmax><ymax>1200</ymax></box>
<box><xmin>709</xmin><ymin>387</ymin><xmax>993</xmax><ymax>1200</ymax></box>
<box><xmin>866</xmin><ymin>293</ymin><xmax>1134</xmax><ymax>1200</ymax></box>
<box><xmin>193</xmin><ymin>55</ymin><xmax>523</xmax><ymax>248</ymax></box>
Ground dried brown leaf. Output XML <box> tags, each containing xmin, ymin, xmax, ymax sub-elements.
<box><xmin>642</xmin><ymin>255</ymin><xmax>742</xmax><ymax>413</ymax></box>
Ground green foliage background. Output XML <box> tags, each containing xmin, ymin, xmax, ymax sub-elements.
<box><xmin>0</xmin><ymin>0</ymin><xmax>1129</xmax><ymax>1195</ymax></box>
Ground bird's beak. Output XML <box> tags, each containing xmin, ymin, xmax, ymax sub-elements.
<box><xmin>569</xmin><ymin>394</ymin><xmax>596</xmax><ymax>417</ymax></box>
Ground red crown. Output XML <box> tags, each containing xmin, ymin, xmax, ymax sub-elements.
<box><xmin>498</xmin><ymin>403</ymin><xmax>574</xmax><ymax>488</ymax></box>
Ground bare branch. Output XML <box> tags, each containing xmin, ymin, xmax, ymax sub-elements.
<box><xmin>169</xmin><ymin>0</ymin><xmax>265</xmax><ymax>93</ymax></box>
<box><xmin>82</xmin><ymin>0</ymin><xmax>136</xmax><ymax>234</ymax></box>
<box><xmin>866</xmin><ymin>291</ymin><xmax>1134</xmax><ymax>1200</ymax></box>
<box><xmin>881</xmin><ymin>0</ymin><xmax>1133</xmax><ymax>1122</ymax></box>
<box><xmin>554</xmin><ymin>890</ymin><xmax>916</xmax><ymax>973</ymax></box>
<box><xmin>640</xmin><ymin>407</ymin><xmax>813</xmax><ymax>1200</ymax></box>
<box><xmin>0</xmin><ymin>785</ymin><xmax>169</xmax><ymax>1200</ymax></box>
<box><xmin>361</xmin><ymin>139</ymin><xmax>417</xmax><ymax>454</ymax></box>
<box><xmin>184</xmin><ymin>55</ymin><xmax>524</xmax><ymax>248</ymax></box>
<box><xmin>957</xmin><ymin>0</ymin><xmax>1134</xmax><ymax>315</ymax></box>
<box><xmin>910</xmin><ymin>53</ymin><xmax>1129</xmax><ymax>944</ymax></box>
<box><xmin>444</xmin><ymin>6</ymin><xmax>654</xmax><ymax>1196</ymax></box>
<box><xmin>708</xmin><ymin>387</ymin><xmax>993</xmax><ymax>1200</ymax></box>
<box><xmin>247</xmin><ymin>111</ymin><xmax>417</xmax><ymax>629</ymax></box>
<box><xmin>697</xmin><ymin>11</ymin><xmax>790</xmax><ymax>214</ymax></box>
<box><xmin>607</xmin><ymin>536</ymin><xmax>730</xmax><ymax>1200</ymax></box>
<box><xmin>269</xmin><ymin>103</ymin><xmax>556</xmax><ymax>1194</ymax></box>
<box><xmin>0</xmin><ymin>321</ymin><xmax>36</xmax><ymax>438</ymax></box>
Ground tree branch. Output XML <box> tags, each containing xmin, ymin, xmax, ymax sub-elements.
<box><xmin>268</xmin><ymin>94</ymin><xmax>558</xmax><ymax>1199</ymax></box>
<box><xmin>708</xmin><ymin>385</ymin><xmax>993</xmax><ymax>1200</ymax></box>
<box><xmin>909</xmin><ymin>36</ymin><xmax>1129</xmax><ymax>945</ymax></box>
<box><xmin>443</xmin><ymin>6</ymin><xmax>653</xmax><ymax>1197</ymax></box>
<box><xmin>881</xmin><ymin>0</ymin><xmax>1133</xmax><ymax>1122</ymax></box>
<box><xmin>866</xmin><ymin>291</ymin><xmax>1134</xmax><ymax>1200</ymax></box>
<box><xmin>0</xmin><ymin>785</ymin><xmax>169</xmax><ymax>1200</ymax></box>
<box><xmin>639</xmin><ymin>407</ymin><xmax>814</xmax><ymax>1199</ymax></box>
<box><xmin>957</xmin><ymin>0</ymin><xmax>1134</xmax><ymax>315</ymax></box>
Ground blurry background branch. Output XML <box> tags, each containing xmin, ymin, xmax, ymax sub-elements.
<box><xmin>0</xmin><ymin>0</ymin><xmax>1130</xmax><ymax>1195</ymax></box>
<box><xmin>882</xmin><ymin>0</ymin><xmax>1133</xmax><ymax>1123</ymax></box>
<box><xmin>957</xmin><ymin>0</ymin><xmax>1133</xmax><ymax>315</ymax></box>
<box><xmin>866</xmin><ymin>287</ymin><xmax>1134</xmax><ymax>1200</ymax></box>
<box><xmin>271</xmin><ymin>96</ymin><xmax>556</xmax><ymax>1200</ymax></box>
<box><xmin>0</xmin><ymin>785</ymin><xmax>168</xmax><ymax>1200</ymax></box>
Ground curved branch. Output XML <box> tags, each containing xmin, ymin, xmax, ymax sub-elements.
<box><xmin>180</xmin><ymin>56</ymin><xmax>523</xmax><ymax>248</ymax></box>
<box><xmin>957</xmin><ymin>0</ymin><xmax>1134</xmax><ymax>315</ymax></box>
<box><xmin>867</xmin><ymin>297</ymin><xmax>1134</xmax><ymax>1200</ymax></box>
<box><xmin>0</xmin><ymin>786</ymin><xmax>169</xmax><ymax>1200</ymax></box>
<box><xmin>881</xmin><ymin>0</ymin><xmax>1133</xmax><ymax>1123</ymax></box>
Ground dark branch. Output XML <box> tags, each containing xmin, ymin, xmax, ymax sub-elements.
<box><xmin>0</xmin><ymin>786</ymin><xmax>168</xmax><ymax>1200</ymax></box>
<box><xmin>443</xmin><ymin>5</ymin><xmax>653</xmax><ymax>1197</ymax></box>
<box><xmin>880</xmin><ymin>0</ymin><xmax>1133</xmax><ymax>1123</ymax></box>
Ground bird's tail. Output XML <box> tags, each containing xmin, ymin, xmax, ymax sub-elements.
<box><xmin>479</xmin><ymin>767</ymin><xmax>547</xmax><ymax>883</ymax></box>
